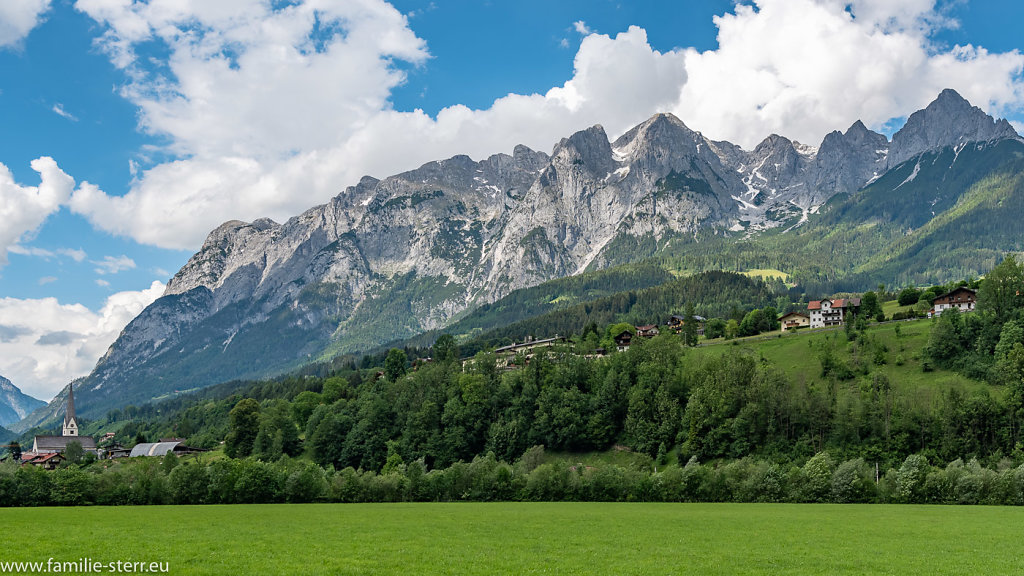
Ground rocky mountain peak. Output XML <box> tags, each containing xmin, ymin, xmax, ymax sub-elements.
<box><xmin>752</xmin><ymin>134</ymin><xmax>795</xmax><ymax>155</ymax></box>
<box><xmin>553</xmin><ymin>124</ymin><xmax>614</xmax><ymax>174</ymax></box>
<box><xmin>611</xmin><ymin>113</ymin><xmax>702</xmax><ymax>159</ymax></box>
<box><xmin>0</xmin><ymin>374</ymin><xmax>45</xmax><ymax>427</ymax></box>
<box><xmin>889</xmin><ymin>88</ymin><xmax>1020</xmax><ymax>167</ymax></box>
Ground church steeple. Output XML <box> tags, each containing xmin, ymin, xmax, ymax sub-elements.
<box><xmin>62</xmin><ymin>384</ymin><xmax>78</xmax><ymax>437</ymax></box>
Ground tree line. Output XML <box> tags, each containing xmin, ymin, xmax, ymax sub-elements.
<box><xmin>3</xmin><ymin>447</ymin><xmax>1024</xmax><ymax>506</ymax></box>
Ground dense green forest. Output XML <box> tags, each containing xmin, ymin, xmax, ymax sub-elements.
<box><xmin>374</xmin><ymin>261</ymin><xmax>677</xmax><ymax>351</ymax></box>
<box><xmin>443</xmin><ymin>270</ymin><xmax>781</xmax><ymax>357</ymax></box>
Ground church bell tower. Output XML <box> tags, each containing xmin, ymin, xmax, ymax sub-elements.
<box><xmin>62</xmin><ymin>384</ymin><xmax>78</xmax><ymax>437</ymax></box>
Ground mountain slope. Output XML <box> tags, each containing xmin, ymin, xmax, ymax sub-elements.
<box><xmin>14</xmin><ymin>89</ymin><xmax>1022</xmax><ymax>429</ymax></box>
<box><xmin>0</xmin><ymin>375</ymin><xmax>44</xmax><ymax>428</ymax></box>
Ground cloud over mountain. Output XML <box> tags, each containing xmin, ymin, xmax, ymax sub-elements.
<box><xmin>0</xmin><ymin>281</ymin><xmax>164</xmax><ymax>400</ymax></box>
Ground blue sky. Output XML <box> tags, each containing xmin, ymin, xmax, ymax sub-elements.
<box><xmin>1</xmin><ymin>0</ymin><xmax>1023</xmax><ymax>401</ymax></box>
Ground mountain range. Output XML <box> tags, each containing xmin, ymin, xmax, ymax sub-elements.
<box><xmin>11</xmin><ymin>89</ymin><xmax>1023</xmax><ymax>431</ymax></box>
<box><xmin>0</xmin><ymin>375</ymin><xmax>44</xmax><ymax>428</ymax></box>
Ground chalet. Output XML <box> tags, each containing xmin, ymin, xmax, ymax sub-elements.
<box><xmin>129</xmin><ymin>441</ymin><xmax>208</xmax><ymax>458</ymax></box>
<box><xmin>613</xmin><ymin>330</ymin><xmax>633</xmax><ymax>352</ymax></box>
<box><xmin>636</xmin><ymin>324</ymin><xmax>660</xmax><ymax>338</ymax></box>
<box><xmin>933</xmin><ymin>287</ymin><xmax>977</xmax><ymax>314</ymax></box>
<box><xmin>667</xmin><ymin>315</ymin><xmax>706</xmax><ymax>337</ymax></box>
<box><xmin>807</xmin><ymin>298</ymin><xmax>861</xmax><ymax>328</ymax></box>
<box><xmin>778</xmin><ymin>311</ymin><xmax>810</xmax><ymax>331</ymax></box>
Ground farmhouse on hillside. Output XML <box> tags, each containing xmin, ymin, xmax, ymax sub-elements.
<box><xmin>778</xmin><ymin>311</ymin><xmax>810</xmax><ymax>331</ymax></box>
<box><xmin>613</xmin><ymin>329</ymin><xmax>633</xmax><ymax>352</ymax></box>
<box><xmin>807</xmin><ymin>298</ymin><xmax>861</xmax><ymax>328</ymax></box>
<box><xmin>932</xmin><ymin>287</ymin><xmax>977</xmax><ymax>314</ymax></box>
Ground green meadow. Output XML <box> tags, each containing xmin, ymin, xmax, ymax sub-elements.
<box><xmin>699</xmin><ymin>317</ymin><xmax>993</xmax><ymax>395</ymax></box>
<box><xmin>2</xmin><ymin>503</ymin><xmax>1022</xmax><ymax>575</ymax></box>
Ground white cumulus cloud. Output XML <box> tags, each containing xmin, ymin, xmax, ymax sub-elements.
<box><xmin>67</xmin><ymin>0</ymin><xmax>1024</xmax><ymax>252</ymax></box>
<box><xmin>0</xmin><ymin>280</ymin><xmax>164</xmax><ymax>400</ymax></box>
<box><xmin>0</xmin><ymin>158</ymin><xmax>75</xmax><ymax>266</ymax></box>
<box><xmin>68</xmin><ymin>12</ymin><xmax>688</xmax><ymax>249</ymax></box>
<box><xmin>672</xmin><ymin>0</ymin><xmax>1024</xmax><ymax>147</ymax></box>
<box><xmin>0</xmin><ymin>0</ymin><xmax>51</xmax><ymax>48</ymax></box>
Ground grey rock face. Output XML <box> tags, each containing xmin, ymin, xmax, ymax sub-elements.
<box><xmin>889</xmin><ymin>88</ymin><xmax>1021</xmax><ymax>168</ymax></box>
<box><xmin>38</xmin><ymin>89</ymin><xmax>1020</xmax><ymax>422</ymax></box>
<box><xmin>0</xmin><ymin>375</ymin><xmax>45</xmax><ymax>427</ymax></box>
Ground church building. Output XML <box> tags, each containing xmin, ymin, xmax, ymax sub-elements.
<box><xmin>29</xmin><ymin>384</ymin><xmax>97</xmax><ymax>456</ymax></box>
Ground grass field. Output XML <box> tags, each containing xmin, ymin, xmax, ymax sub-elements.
<box><xmin>2</xmin><ymin>503</ymin><xmax>1021</xmax><ymax>575</ymax></box>
<box><xmin>698</xmin><ymin>317</ymin><xmax>993</xmax><ymax>397</ymax></box>
<box><xmin>743</xmin><ymin>268</ymin><xmax>791</xmax><ymax>282</ymax></box>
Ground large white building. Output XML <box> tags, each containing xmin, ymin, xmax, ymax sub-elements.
<box><xmin>807</xmin><ymin>298</ymin><xmax>861</xmax><ymax>328</ymax></box>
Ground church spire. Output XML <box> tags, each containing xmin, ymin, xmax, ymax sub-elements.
<box><xmin>62</xmin><ymin>384</ymin><xmax>78</xmax><ymax>437</ymax></box>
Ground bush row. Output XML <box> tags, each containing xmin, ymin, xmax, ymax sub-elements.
<box><xmin>4</xmin><ymin>448</ymin><xmax>1024</xmax><ymax>506</ymax></box>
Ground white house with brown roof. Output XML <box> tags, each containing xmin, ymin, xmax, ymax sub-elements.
<box><xmin>778</xmin><ymin>311</ymin><xmax>810</xmax><ymax>331</ymax></box>
<box><xmin>807</xmin><ymin>298</ymin><xmax>861</xmax><ymax>328</ymax></box>
<box><xmin>933</xmin><ymin>287</ymin><xmax>977</xmax><ymax>314</ymax></box>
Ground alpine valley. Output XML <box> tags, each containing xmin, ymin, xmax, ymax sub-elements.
<box><xmin>13</xmin><ymin>89</ymin><xmax>1024</xmax><ymax>430</ymax></box>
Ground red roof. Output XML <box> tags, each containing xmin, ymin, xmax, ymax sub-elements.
<box><xmin>20</xmin><ymin>452</ymin><xmax>63</xmax><ymax>465</ymax></box>
<box><xmin>809</xmin><ymin>298</ymin><xmax>861</xmax><ymax>310</ymax></box>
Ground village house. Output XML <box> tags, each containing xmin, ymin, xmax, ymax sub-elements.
<box><xmin>635</xmin><ymin>324</ymin><xmax>660</xmax><ymax>338</ymax></box>
<box><xmin>778</xmin><ymin>311</ymin><xmax>810</xmax><ymax>331</ymax></box>
<box><xmin>807</xmin><ymin>298</ymin><xmax>861</xmax><ymax>328</ymax></box>
<box><xmin>20</xmin><ymin>452</ymin><xmax>64</xmax><ymax>470</ymax></box>
<box><xmin>103</xmin><ymin>443</ymin><xmax>132</xmax><ymax>459</ymax></box>
<box><xmin>612</xmin><ymin>329</ymin><xmax>633</xmax><ymax>352</ymax></box>
<box><xmin>667</xmin><ymin>315</ymin><xmax>706</xmax><ymax>336</ymax></box>
<box><xmin>932</xmin><ymin>287</ymin><xmax>977</xmax><ymax>314</ymax></box>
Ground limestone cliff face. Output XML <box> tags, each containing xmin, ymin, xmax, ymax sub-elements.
<box><xmin>888</xmin><ymin>89</ymin><xmax>1021</xmax><ymax>168</ymax></box>
<box><xmin>16</xmin><ymin>89</ymin><xmax>1019</xmax><ymax>426</ymax></box>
